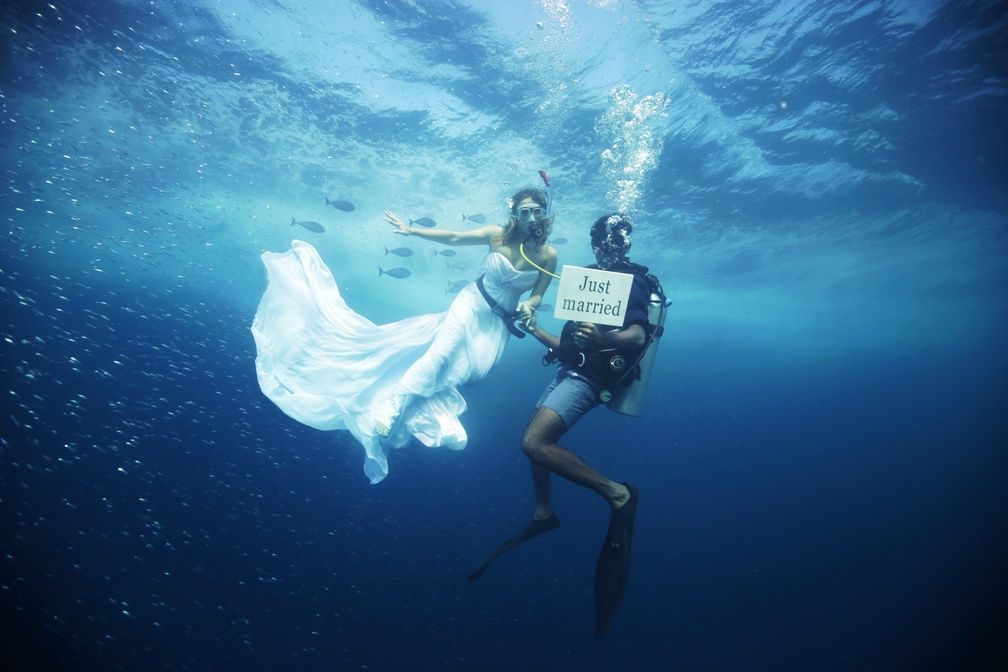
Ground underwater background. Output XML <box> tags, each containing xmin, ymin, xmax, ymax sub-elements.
<box><xmin>2</xmin><ymin>0</ymin><xmax>1006</xmax><ymax>670</ymax></box>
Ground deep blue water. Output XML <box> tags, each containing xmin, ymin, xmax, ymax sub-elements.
<box><xmin>2</xmin><ymin>1</ymin><xmax>1007</xmax><ymax>670</ymax></box>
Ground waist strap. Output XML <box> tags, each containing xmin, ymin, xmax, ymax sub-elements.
<box><xmin>476</xmin><ymin>274</ymin><xmax>525</xmax><ymax>339</ymax></box>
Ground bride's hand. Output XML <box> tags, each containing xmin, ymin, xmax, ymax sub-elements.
<box><xmin>384</xmin><ymin>210</ymin><xmax>411</xmax><ymax>235</ymax></box>
<box><xmin>516</xmin><ymin>300</ymin><xmax>536</xmax><ymax>321</ymax></box>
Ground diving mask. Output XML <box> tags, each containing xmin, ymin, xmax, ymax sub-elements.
<box><xmin>514</xmin><ymin>206</ymin><xmax>548</xmax><ymax>223</ymax></box>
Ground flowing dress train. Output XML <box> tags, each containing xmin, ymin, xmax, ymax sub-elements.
<box><xmin>251</xmin><ymin>239</ymin><xmax>539</xmax><ymax>483</ymax></box>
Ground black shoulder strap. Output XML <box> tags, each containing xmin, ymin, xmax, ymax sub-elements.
<box><xmin>651</xmin><ymin>274</ymin><xmax>665</xmax><ymax>299</ymax></box>
<box><xmin>476</xmin><ymin>275</ymin><xmax>526</xmax><ymax>339</ymax></box>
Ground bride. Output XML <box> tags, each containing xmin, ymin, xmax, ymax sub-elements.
<box><xmin>251</xmin><ymin>187</ymin><xmax>558</xmax><ymax>483</ymax></box>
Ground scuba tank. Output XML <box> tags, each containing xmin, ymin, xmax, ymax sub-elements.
<box><xmin>607</xmin><ymin>284</ymin><xmax>668</xmax><ymax>416</ymax></box>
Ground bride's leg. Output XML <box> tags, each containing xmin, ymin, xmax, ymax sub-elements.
<box><xmin>373</xmin><ymin>308</ymin><xmax>467</xmax><ymax>437</ymax></box>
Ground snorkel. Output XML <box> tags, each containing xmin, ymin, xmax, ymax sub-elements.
<box><xmin>529</xmin><ymin>169</ymin><xmax>552</xmax><ymax>241</ymax></box>
<box><xmin>538</xmin><ymin>169</ymin><xmax>552</xmax><ymax>216</ymax></box>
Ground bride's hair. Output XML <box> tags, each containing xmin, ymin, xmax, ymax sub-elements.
<box><xmin>496</xmin><ymin>187</ymin><xmax>552</xmax><ymax>248</ymax></box>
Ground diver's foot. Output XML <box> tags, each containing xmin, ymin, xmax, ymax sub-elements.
<box><xmin>610</xmin><ymin>483</ymin><xmax>631</xmax><ymax>509</ymax></box>
<box><xmin>467</xmin><ymin>513</ymin><xmax>561</xmax><ymax>581</ymax></box>
<box><xmin>594</xmin><ymin>483</ymin><xmax>639</xmax><ymax>638</ymax></box>
<box><xmin>373</xmin><ymin>395</ymin><xmax>404</xmax><ymax>438</ymax></box>
<box><xmin>524</xmin><ymin>513</ymin><xmax>561</xmax><ymax>536</ymax></box>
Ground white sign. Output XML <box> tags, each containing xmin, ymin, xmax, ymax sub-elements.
<box><xmin>553</xmin><ymin>265</ymin><xmax>634</xmax><ymax>327</ymax></box>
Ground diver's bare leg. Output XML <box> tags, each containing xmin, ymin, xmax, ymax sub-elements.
<box><xmin>531</xmin><ymin>462</ymin><xmax>552</xmax><ymax>519</ymax></box>
<box><xmin>522</xmin><ymin>407</ymin><xmax>628</xmax><ymax>508</ymax></box>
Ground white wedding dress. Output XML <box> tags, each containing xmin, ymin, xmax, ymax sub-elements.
<box><xmin>251</xmin><ymin>240</ymin><xmax>539</xmax><ymax>483</ymax></box>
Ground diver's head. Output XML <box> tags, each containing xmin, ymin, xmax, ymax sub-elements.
<box><xmin>504</xmin><ymin>186</ymin><xmax>552</xmax><ymax>247</ymax></box>
<box><xmin>590</xmin><ymin>213</ymin><xmax>632</xmax><ymax>269</ymax></box>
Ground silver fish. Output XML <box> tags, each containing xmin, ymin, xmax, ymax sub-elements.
<box><xmin>385</xmin><ymin>246</ymin><xmax>414</xmax><ymax>257</ymax></box>
<box><xmin>434</xmin><ymin>249</ymin><xmax>457</xmax><ymax>257</ymax></box>
<box><xmin>379</xmin><ymin>266</ymin><xmax>411</xmax><ymax>279</ymax></box>
<box><xmin>325</xmin><ymin>197</ymin><xmax>356</xmax><ymax>211</ymax></box>
<box><xmin>445</xmin><ymin>279</ymin><xmax>468</xmax><ymax>294</ymax></box>
<box><xmin>291</xmin><ymin>217</ymin><xmax>324</xmax><ymax>233</ymax></box>
<box><xmin>410</xmin><ymin>217</ymin><xmax>437</xmax><ymax>227</ymax></box>
<box><xmin>463</xmin><ymin>213</ymin><xmax>486</xmax><ymax>223</ymax></box>
<box><xmin>446</xmin><ymin>261</ymin><xmax>469</xmax><ymax>271</ymax></box>
<box><xmin>551</xmin><ymin>237</ymin><xmax>567</xmax><ymax>244</ymax></box>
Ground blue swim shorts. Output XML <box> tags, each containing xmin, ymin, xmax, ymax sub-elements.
<box><xmin>536</xmin><ymin>368</ymin><xmax>601</xmax><ymax>430</ymax></box>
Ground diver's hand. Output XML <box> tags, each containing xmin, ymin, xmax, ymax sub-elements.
<box><xmin>572</xmin><ymin>322</ymin><xmax>604</xmax><ymax>349</ymax></box>
<box><xmin>384</xmin><ymin>210</ymin><xmax>411</xmax><ymax>235</ymax></box>
<box><xmin>519</xmin><ymin>313</ymin><xmax>538</xmax><ymax>334</ymax></box>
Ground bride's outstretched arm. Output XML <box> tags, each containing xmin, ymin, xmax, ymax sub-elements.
<box><xmin>385</xmin><ymin>210</ymin><xmax>500</xmax><ymax>246</ymax></box>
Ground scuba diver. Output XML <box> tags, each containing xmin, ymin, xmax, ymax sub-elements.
<box><xmin>468</xmin><ymin>212</ymin><xmax>667</xmax><ymax>638</ymax></box>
